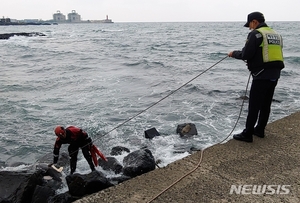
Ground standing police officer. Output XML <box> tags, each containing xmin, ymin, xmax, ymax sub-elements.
<box><xmin>228</xmin><ymin>12</ymin><xmax>285</xmax><ymax>142</ymax></box>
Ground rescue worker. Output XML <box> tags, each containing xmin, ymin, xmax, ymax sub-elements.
<box><xmin>53</xmin><ymin>125</ymin><xmax>95</xmax><ymax>174</ymax></box>
<box><xmin>228</xmin><ymin>12</ymin><xmax>284</xmax><ymax>142</ymax></box>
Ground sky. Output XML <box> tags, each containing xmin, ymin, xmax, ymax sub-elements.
<box><xmin>1</xmin><ymin>0</ymin><xmax>299</xmax><ymax>22</ymax></box>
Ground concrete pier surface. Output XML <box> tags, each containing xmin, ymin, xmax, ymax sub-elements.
<box><xmin>75</xmin><ymin>111</ymin><xmax>300</xmax><ymax>203</ymax></box>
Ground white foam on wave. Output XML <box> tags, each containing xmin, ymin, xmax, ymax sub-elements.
<box><xmin>0</xmin><ymin>164</ymin><xmax>29</xmax><ymax>171</ymax></box>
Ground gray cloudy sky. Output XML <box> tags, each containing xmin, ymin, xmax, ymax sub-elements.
<box><xmin>1</xmin><ymin>0</ymin><xmax>299</xmax><ymax>22</ymax></box>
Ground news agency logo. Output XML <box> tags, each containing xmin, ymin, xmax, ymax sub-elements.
<box><xmin>230</xmin><ymin>185</ymin><xmax>291</xmax><ymax>195</ymax></box>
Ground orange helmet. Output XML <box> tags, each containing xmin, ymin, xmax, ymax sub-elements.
<box><xmin>54</xmin><ymin>126</ymin><xmax>65</xmax><ymax>137</ymax></box>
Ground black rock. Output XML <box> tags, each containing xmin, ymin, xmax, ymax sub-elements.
<box><xmin>123</xmin><ymin>149</ymin><xmax>156</xmax><ymax>177</ymax></box>
<box><xmin>176</xmin><ymin>123</ymin><xmax>198</xmax><ymax>137</ymax></box>
<box><xmin>98</xmin><ymin>156</ymin><xmax>123</xmax><ymax>174</ymax></box>
<box><xmin>110</xmin><ymin>146</ymin><xmax>130</xmax><ymax>156</ymax></box>
<box><xmin>0</xmin><ymin>32</ymin><xmax>46</xmax><ymax>40</ymax></box>
<box><xmin>66</xmin><ymin>170</ymin><xmax>113</xmax><ymax>197</ymax></box>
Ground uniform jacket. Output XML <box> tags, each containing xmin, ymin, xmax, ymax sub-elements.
<box><xmin>232</xmin><ymin>22</ymin><xmax>285</xmax><ymax>80</ymax></box>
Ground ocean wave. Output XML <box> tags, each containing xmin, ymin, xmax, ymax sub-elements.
<box><xmin>1</xmin><ymin>22</ymin><xmax>299</xmax><ymax>173</ymax></box>
<box><xmin>281</xmin><ymin>69</ymin><xmax>299</xmax><ymax>77</ymax></box>
<box><xmin>284</xmin><ymin>56</ymin><xmax>300</xmax><ymax>64</ymax></box>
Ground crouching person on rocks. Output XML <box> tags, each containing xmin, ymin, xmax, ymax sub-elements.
<box><xmin>52</xmin><ymin>125</ymin><xmax>95</xmax><ymax>174</ymax></box>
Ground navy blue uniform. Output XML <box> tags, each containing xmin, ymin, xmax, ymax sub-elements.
<box><xmin>231</xmin><ymin>22</ymin><xmax>284</xmax><ymax>137</ymax></box>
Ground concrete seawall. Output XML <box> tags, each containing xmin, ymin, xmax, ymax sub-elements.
<box><xmin>75</xmin><ymin>111</ymin><xmax>300</xmax><ymax>203</ymax></box>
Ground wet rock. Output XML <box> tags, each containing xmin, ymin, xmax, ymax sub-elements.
<box><xmin>31</xmin><ymin>185</ymin><xmax>56</xmax><ymax>203</ymax></box>
<box><xmin>0</xmin><ymin>170</ymin><xmax>44</xmax><ymax>203</ymax></box>
<box><xmin>176</xmin><ymin>123</ymin><xmax>198</xmax><ymax>137</ymax></box>
<box><xmin>66</xmin><ymin>170</ymin><xmax>113</xmax><ymax>197</ymax></box>
<box><xmin>48</xmin><ymin>192</ymin><xmax>78</xmax><ymax>203</ymax></box>
<box><xmin>144</xmin><ymin>127</ymin><xmax>160</xmax><ymax>139</ymax></box>
<box><xmin>0</xmin><ymin>32</ymin><xmax>46</xmax><ymax>40</ymax></box>
<box><xmin>123</xmin><ymin>149</ymin><xmax>156</xmax><ymax>177</ymax></box>
<box><xmin>110</xmin><ymin>146</ymin><xmax>130</xmax><ymax>155</ymax></box>
<box><xmin>98</xmin><ymin>156</ymin><xmax>123</xmax><ymax>174</ymax></box>
<box><xmin>0</xmin><ymin>152</ymin><xmax>67</xmax><ymax>203</ymax></box>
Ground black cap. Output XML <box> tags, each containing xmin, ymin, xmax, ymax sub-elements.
<box><xmin>244</xmin><ymin>12</ymin><xmax>265</xmax><ymax>27</ymax></box>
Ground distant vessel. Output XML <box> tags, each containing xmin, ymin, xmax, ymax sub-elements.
<box><xmin>99</xmin><ymin>15</ymin><xmax>113</xmax><ymax>23</ymax></box>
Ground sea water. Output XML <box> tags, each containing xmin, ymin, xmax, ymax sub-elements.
<box><xmin>0</xmin><ymin>22</ymin><xmax>299</xmax><ymax>176</ymax></box>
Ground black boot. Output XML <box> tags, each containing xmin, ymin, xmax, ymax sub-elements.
<box><xmin>254</xmin><ymin>127</ymin><xmax>265</xmax><ymax>138</ymax></box>
<box><xmin>70</xmin><ymin>159</ymin><xmax>77</xmax><ymax>175</ymax></box>
<box><xmin>233</xmin><ymin>131</ymin><xmax>253</xmax><ymax>142</ymax></box>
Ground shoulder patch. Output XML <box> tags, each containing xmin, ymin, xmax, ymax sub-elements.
<box><xmin>255</xmin><ymin>33</ymin><xmax>262</xmax><ymax>38</ymax></box>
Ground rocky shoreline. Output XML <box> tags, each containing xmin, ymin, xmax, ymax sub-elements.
<box><xmin>0</xmin><ymin>32</ymin><xmax>46</xmax><ymax>40</ymax></box>
<box><xmin>0</xmin><ymin>148</ymin><xmax>158</xmax><ymax>203</ymax></box>
<box><xmin>75</xmin><ymin>111</ymin><xmax>300</xmax><ymax>203</ymax></box>
<box><xmin>1</xmin><ymin>112</ymin><xmax>299</xmax><ymax>202</ymax></box>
